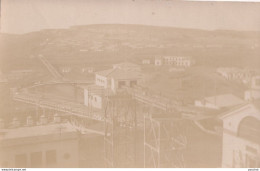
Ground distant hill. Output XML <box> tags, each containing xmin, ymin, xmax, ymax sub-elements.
<box><xmin>1</xmin><ymin>24</ymin><xmax>259</xmax><ymax>72</ymax></box>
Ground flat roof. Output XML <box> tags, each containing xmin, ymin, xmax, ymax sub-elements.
<box><xmin>203</xmin><ymin>94</ymin><xmax>244</xmax><ymax>108</ymax></box>
<box><xmin>0</xmin><ymin>123</ymin><xmax>78</xmax><ymax>140</ymax></box>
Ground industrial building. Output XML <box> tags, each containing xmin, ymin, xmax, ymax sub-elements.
<box><xmin>0</xmin><ymin>121</ymin><xmax>79</xmax><ymax>168</ymax></box>
<box><xmin>83</xmin><ymin>63</ymin><xmax>143</xmax><ymax>109</ymax></box>
<box><xmin>220</xmin><ymin>102</ymin><xmax>260</xmax><ymax>168</ymax></box>
<box><xmin>216</xmin><ymin>67</ymin><xmax>257</xmax><ymax>85</ymax></box>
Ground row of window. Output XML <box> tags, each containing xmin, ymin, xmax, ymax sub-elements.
<box><xmin>14</xmin><ymin>150</ymin><xmax>57</xmax><ymax>168</ymax></box>
<box><xmin>165</xmin><ymin>61</ymin><xmax>191</xmax><ymax>66</ymax></box>
<box><xmin>96</xmin><ymin>78</ymin><xmax>106</xmax><ymax>84</ymax></box>
<box><xmin>1</xmin><ymin>150</ymin><xmax>70</xmax><ymax>168</ymax></box>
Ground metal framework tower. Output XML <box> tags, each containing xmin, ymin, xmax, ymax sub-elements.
<box><xmin>144</xmin><ymin>114</ymin><xmax>187</xmax><ymax>168</ymax></box>
<box><xmin>104</xmin><ymin>93</ymin><xmax>137</xmax><ymax>168</ymax></box>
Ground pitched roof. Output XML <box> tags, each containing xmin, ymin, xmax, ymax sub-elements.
<box><xmin>218</xmin><ymin>102</ymin><xmax>250</xmax><ymax>119</ymax></box>
<box><xmin>204</xmin><ymin>94</ymin><xmax>244</xmax><ymax>108</ymax></box>
<box><xmin>95</xmin><ymin>68</ymin><xmax>114</xmax><ymax>77</ymax></box>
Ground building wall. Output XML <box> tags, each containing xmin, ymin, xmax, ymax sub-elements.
<box><xmin>111</xmin><ymin>78</ymin><xmax>139</xmax><ymax>92</ymax></box>
<box><xmin>0</xmin><ymin>138</ymin><xmax>79</xmax><ymax>168</ymax></box>
<box><xmin>90</xmin><ymin>94</ymin><xmax>102</xmax><ymax>109</ymax></box>
<box><xmin>83</xmin><ymin>89</ymin><xmax>103</xmax><ymax>109</ymax></box>
<box><xmin>84</xmin><ymin>89</ymin><xmax>89</xmax><ymax>106</ymax></box>
<box><xmin>252</xmin><ymin>76</ymin><xmax>260</xmax><ymax>90</ymax></box>
<box><xmin>162</xmin><ymin>56</ymin><xmax>194</xmax><ymax>67</ymax></box>
<box><xmin>222</xmin><ymin>132</ymin><xmax>260</xmax><ymax>167</ymax></box>
<box><xmin>155</xmin><ymin>59</ymin><xmax>162</xmax><ymax>66</ymax></box>
<box><xmin>95</xmin><ymin>74</ymin><xmax>108</xmax><ymax>88</ymax></box>
<box><xmin>244</xmin><ymin>89</ymin><xmax>260</xmax><ymax>101</ymax></box>
<box><xmin>142</xmin><ymin>59</ymin><xmax>150</xmax><ymax>64</ymax></box>
<box><xmin>221</xmin><ymin>104</ymin><xmax>260</xmax><ymax>168</ymax></box>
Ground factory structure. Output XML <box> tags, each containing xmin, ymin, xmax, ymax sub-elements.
<box><xmin>1</xmin><ymin>54</ymin><xmax>260</xmax><ymax>168</ymax></box>
<box><xmin>220</xmin><ymin>102</ymin><xmax>260</xmax><ymax>168</ymax></box>
<box><xmin>83</xmin><ymin>62</ymin><xmax>143</xmax><ymax>109</ymax></box>
<box><xmin>0</xmin><ymin>115</ymin><xmax>79</xmax><ymax>168</ymax></box>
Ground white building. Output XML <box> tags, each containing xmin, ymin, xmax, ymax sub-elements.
<box><xmin>219</xmin><ymin>102</ymin><xmax>260</xmax><ymax>167</ymax></box>
<box><xmin>0</xmin><ymin>123</ymin><xmax>79</xmax><ymax>168</ymax></box>
<box><xmin>83</xmin><ymin>64</ymin><xmax>143</xmax><ymax>109</ymax></box>
<box><xmin>164</xmin><ymin>56</ymin><xmax>195</xmax><ymax>67</ymax></box>
<box><xmin>194</xmin><ymin>94</ymin><xmax>244</xmax><ymax>110</ymax></box>
<box><xmin>244</xmin><ymin>75</ymin><xmax>260</xmax><ymax>101</ymax></box>
<box><xmin>217</xmin><ymin>67</ymin><xmax>253</xmax><ymax>84</ymax></box>
<box><xmin>83</xmin><ymin>85</ymin><xmax>106</xmax><ymax>109</ymax></box>
<box><xmin>60</xmin><ymin>66</ymin><xmax>71</xmax><ymax>73</ymax></box>
<box><xmin>142</xmin><ymin>59</ymin><xmax>151</xmax><ymax>65</ymax></box>
<box><xmin>154</xmin><ymin>56</ymin><xmax>195</xmax><ymax>67</ymax></box>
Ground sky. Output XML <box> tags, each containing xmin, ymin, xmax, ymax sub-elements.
<box><xmin>1</xmin><ymin>0</ymin><xmax>260</xmax><ymax>34</ymax></box>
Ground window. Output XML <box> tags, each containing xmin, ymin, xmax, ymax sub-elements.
<box><xmin>130</xmin><ymin>80</ymin><xmax>137</xmax><ymax>87</ymax></box>
<box><xmin>63</xmin><ymin>153</ymin><xmax>71</xmax><ymax>160</ymax></box>
<box><xmin>246</xmin><ymin>154</ymin><xmax>257</xmax><ymax>168</ymax></box>
<box><xmin>118</xmin><ymin>81</ymin><xmax>126</xmax><ymax>88</ymax></box>
<box><xmin>15</xmin><ymin>154</ymin><xmax>27</xmax><ymax>168</ymax></box>
<box><xmin>30</xmin><ymin>152</ymin><xmax>42</xmax><ymax>167</ymax></box>
<box><xmin>256</xmin><ymin>78</ymin><xmax>260</xmax><ymax>86</ymax></box>
<box><xmin>46</xmin><ymin>150</ymin><xmax>57</xmax><ymax>167</ymax></box>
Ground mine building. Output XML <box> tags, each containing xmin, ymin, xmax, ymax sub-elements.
<box><xmin>220</xmin><ymin>102</ymin><xmax>260</xmax><ymax>168</ymax></box>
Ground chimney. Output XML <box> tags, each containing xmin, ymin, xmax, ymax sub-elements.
<box><xmin>0</xmin><ymin>118</ymin><xmax>5</xmax><ymax>129</ymax></box>
<box><xmin>26</xmin><ymin>116</ymin><xmax>34</xmax><ymax>126</ymax></box>
<box><xmin>12</xmin><ymin>117</ymin><xmax>20</xmax><ymax>128</ymax></box>
<box><xmin>40</xmin><ymin>115</ymin><xmax>48</xmax><ymax>125</ymax></box>
<box><xmin>54</xmin><ymin>113</ymin><xmax>61</xmax><ymax>123</ymax></box>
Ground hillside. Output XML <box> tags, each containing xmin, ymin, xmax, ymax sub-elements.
<box><xmin>0</xmin><ymin>24</ymin><xmax>260</xmax><ymax>72</ymax></box>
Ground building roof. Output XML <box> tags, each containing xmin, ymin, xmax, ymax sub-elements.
<box><xmin>219</xmin><ymin>100</ymin><xmax>260</xmax><ymax>119</ymax></box>
<box><xmin>0</xmin><ymin>123</ymin><xmax>79</xmax><ymax>147</ymax></box>
<box><xmin>204</xmin><ymin>94</ymin><xmax>244</xmax><ymax>108</ymax></box>
<box><xmin>96</xmin><ymin>68</ymin><xmax>143</xmax><ymax>80</ymax></box>
<box><xmin>80</xmin><ymin>84</ymin><xmax>113</xmax><ymax>96</ymax></box>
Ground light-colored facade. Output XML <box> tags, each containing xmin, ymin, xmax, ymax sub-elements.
<box><xmin>154</xmin><ymin>56</ymin><xmax>195</xmax><ymax>67</ymax></box>
<box><xmin>244</xmin><ymin>76</ymin><xmax>260</xmax><ymax>101</ymax></box>
<box><xmin>163</xmin><ymin>56</ymin><xmax>195</xmax><ymax>67</ymax></box>
<box><xmin>217</xmin><ymin>67</ymin><xmax>255</xmax><ymax>84</ymax></box>
<box><xmin>142</xmin><ymin>59</ymin><xmax>151</xmax><ymax>65</ymax></box>
<box><xmin>251</xmin><ymin>76</ymin><xmax>260</xmax><ymax>90</ymax></box>
<box><xmin>155</xmin><ymin>57</ymin><xmax>163</xmax><ymax>66</ymax></box>
<box><xmin>60</xmin><ymin>67</ymin><xmax>71</xmax><ymax>73</ymax></box>
<box><xmin>0</xmin><ymin>123</ymin><xmax>79</xmax><ymax>168</ymax></box>
<box><xmin>83</xmin><ymin>63</ymin><xmax>143</xmax><ymax>109</ymax></box>
<box><xmin>220</xmin><ymin>103</ymin><xmax>260</xmax><ymax>168</ymax></box>
<box><xmin>83</xmin><ymin>85</ymin><xmax>105</xmax><ymax>109</ymax></box>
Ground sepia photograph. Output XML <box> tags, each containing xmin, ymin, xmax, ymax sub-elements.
<box><xmin>0</xmin><ymin>0</ymin><xmax>259</xmax><ymax>169</ymax></box>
